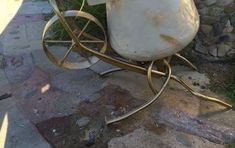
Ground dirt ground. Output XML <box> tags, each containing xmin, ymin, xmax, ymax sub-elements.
<box><xmin>36</xmin><ymin>85</ymin><xmax>161</xmax><ymax>148</ymax></box>
<box><xmin>35</xmin><ymin>61</ymin><xmax>235</xmax><ymax>148</ymax></box>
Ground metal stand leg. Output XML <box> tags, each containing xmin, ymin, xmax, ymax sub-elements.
<box><xmin>45</xmin><ymin>0</ymin><xmax>234</xmax><ymax>126</ymax></box>
<box><xmin>174</xmin><ymin>53</ymin><xmax>198</xmax><ymax>71</ymax></box>
<box><xmin>105</xmin><ymin>59</ymin><xmax>234</xmax><ymax>125</ymax></box>
<box><xmin>99</xmin><ymin>68</ymin><xmax>124</xmax><ymax>77</ymax></box>
<box><xmin>172</xmin><ymin>75</ymin><xmax>233</xmax><ymax>109</ymax></box>
<box><xmin>105</xmin><ymin>59</ymin><xmax>172</xmax><ymax>125</ymax></box>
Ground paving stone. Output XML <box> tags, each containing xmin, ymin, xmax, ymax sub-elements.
<box><xmin>108</xmin><ymin>128</ymin><xmax>224</xmax><ymax>148</ymax></box>
<box><xmin>2</xmin><ymin>24</ymin><xmax>27</xmax><ymax>48</ymax></box>
<box><xmin>216</xmin><ymin>0</ymin><xmax>233</xmax><ymax>7</ymax></box>
<box><xmin>169</xmin><ymin>66</ymin><xmax>210</xmax><ymax>92</ymax></box>
<box><xmin>18</xmin><ymin>1</ymin><xmax>52</xmax><ymax>15</ymax></box>
<box><xmin>2</xmin><ymin>21</ymin><xmax>45</xmax><ymax>56</ymax></box>
<box><xmin>176</xmin><ymin>133</ymin><xmax>192</xmax><ymax>147</ymax></box>
<box><xmin>208</xmin><ymin>45</ymin><xmax>218</xmax><ymax>56</ymax></box>
<box><xmin>205</xmin><ymin>0</ymin><xmax>217</xmax><ymax>6</ymax></box>
<box><xmin>155</xmin><ymin>107</ymin><xmax>235</xmax><ymax>144</ymax></box>
<box><xmin>195</xmin><ymin>40</ymin><xmax>208</xmax><ymax>54</ymax></box>
<box><xmin>4</xmin><ymin>54</ymin><xmax>34</xmax><ymax>84</ymax></box>
<box><xmin>25</xmin><ymin>21</ymin><xmax>46</xmax><ymax>41</ymax></box>
<box><xmin>22</xmin><ymin>87</ymin><xmax>37</xmax><ymax>99</ymax></box>
<box><xmin>89</xmin><ymin>60</ymin><xmax>118</xmax><ymax>73</ymax></box>
<box><xmin>200</xmin><ymin>24</ymin><xmax>213</xmax><ymax>34</ymax></box>
<box><xmin>76</xmin><ymin>116</ymin><xmax>91</xmax><ymax>127</ymax></box>
<box><xmin>11</xmin><ymin>67</ymin><xmax>80</xmax><ymax>123</ymax></box>
<box><xmin>0</xmin><ymin>70</ymin><xmax>8</xmax><ymax>87</ymax></box>
<box><xmin>202</xmin><ymin>110</ymin><xmax>235</xmax><ymax>129</ymax></box>
<box><xmin>0</xmin><ymin>98</ymin><xmax>51</xmax><ymax>148</ymax></box>
<box><xmin>51</xmin><ymin>69</ymin><xmax>105</xmax><ymax>102</ymax></box>
<box><xmin>103</xmin><ymin>71</ymin><xmax>153</xmax><ymax>100</ymax></box>
<box><xmin>32</xmin><ymin>49</ymin><xmax>63</xmax><ymax>75</ymax></box>
<box><xmin>217</xmin><ymin>43</ymin><xmax>231</xmax><ymax>57</ymax></box>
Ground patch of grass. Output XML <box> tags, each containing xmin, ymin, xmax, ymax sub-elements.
<box><xmin>48</xmin><ymin>0</ymin><xmax>106</xmax><ymax>40</ymax></box>
<box><xmin>208</xmin><ymin>65</ymin><xmax>235</xmax><ymax>104</ymax></box>
<box><xmin>227</xmin><ymin>143</ymin><xmax>235</xmax><ymax>148</ymax></box>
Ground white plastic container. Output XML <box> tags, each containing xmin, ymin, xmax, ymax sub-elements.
<box><xmin>88</xmin><ymin>0</ymin><xmax>199</xmax><ymax>61</ymax></box>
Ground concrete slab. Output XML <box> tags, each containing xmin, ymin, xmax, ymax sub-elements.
<box><xmin>103</xmin><ymin>71</ymin><xmax>153</xmax><ymax>100</ymax></box>
<box><xmin>25</xmin><ymin>21</ymin><xmax>45</xmax><ymax>41</ymax></box>
<box><xmin>18</xmin><ymin>1</ymin><xmax>52</xmax><ymax>15</ymax></box>
<box><xmin>89</xmin><ymin>60</ymin><xmax>118</xmax><ymax>73</ymax></box>
<box><xmin>51</xmin><ymin>69</ymin><xmax>105</xmax><ymax>102</ymax></box>
<box><xmin>11</xmin><ymin>67</ymin><xmax>81</xmax><ymax>124</ymax></box>
<box><xmin>108</xmin><ymin>128</ymin><xmax>224</xmax><ymax>148</ymax></box>
<box><xmin>2</xmin><ymin>22</ymin><xmax>43</xmax><ymax>56</ymax></box>
<box><xmin>0</xmin><ymin>70</ymin><xmax>8</xmax><ymax>87</ymax></box>
<box><xmin>4</xmin><ymin>54</ymin><xmax>34</xmax><ymax>84</ymax></box>
<box><xmin>0</xmin><ymin>98</ymin><xmax>51</xmax><ymax>148</ymax></box>
<box><xmin>169</xmin><ymin>65</ymin><xmax>210</xmax><ymax>92</ymax></box>
<box><xmin>32</xmin><ymin>49</ymin><xmax>63</xmax><ymax>75</ymax></box>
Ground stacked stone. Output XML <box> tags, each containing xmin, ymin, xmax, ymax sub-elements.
<box><xmin>192</xmin><ymin>0</ymin><xmax>235</xmax><ymax>59</ymax></box>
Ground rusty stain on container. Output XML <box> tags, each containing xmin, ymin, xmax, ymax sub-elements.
<box><xmin>145</xmin><ymin>10</ymin><xmax>164</xmax><ymax>26</ymax></box>
<box><xmin>160</xmin><ymin>34</ymin><xmax>181</xmax><ymax>47</ymax></box>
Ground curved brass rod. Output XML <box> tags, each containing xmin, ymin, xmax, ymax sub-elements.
<box><xmin>99</xmin><ymin>68</ymin><xmax>124</xmax><ymax>77</ymax></box>
<box><xmin>44</xmin><ymin>40</ymin><xmax>72</xmax><ymax>44</ymax></box>
<box><xmin>105</xmin><ymin>59</ymin><xmax>172</xmax><ymax>125</ymax></box>
<box><xmin>78</xmin><ymin>36</ymin><xmax>234</xmax><ymax>110</ymax></box>
<box><xmin>174</xmin><ymin>53</ymin><xmax>198</xmax><ymax>70</ymax></box>
<box><xmin>147</xmin><ymin>60</ymin><xmax>158</xmax><ymax>94</ymax></box>
<box><xmin>47</xmin><ymin>0</ymin><xmax>234</xmax><ymax>112</ymax></box>
<box><xmin>44</xmin><ymin>40</ymin><xmax>104</xmax><ymax>44</ymax></box>
<box><xmin>171</xmin><ymin>75</ymin><xmax>233</xmax><ymax>108</ymax></box>
<box><xmin>60</xmin><ymin>43</ymin><xmax>76</xmax><ymax>66</ymax></box>
<box><xmin>79</xmin><ymin>0</ymin><xmax>85</xmax><ymax>11</ymax></box>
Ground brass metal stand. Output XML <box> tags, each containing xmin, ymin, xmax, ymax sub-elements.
<box><xmin>42</xmin><ymin>0</ymin><xmax>234</xmax><ymax>125</ymax></box>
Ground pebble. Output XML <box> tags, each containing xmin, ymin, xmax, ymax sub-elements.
<box><xmin>217</xmin><ymin>43</ymin><xmax>231</xmax><ymax>57</ymax></box>
<box><xmin>85</xmin><ymin>131</ymin><xmax>96</xmax><ymax>147</ymax></box>
<box><xmin>223</xmin><ymin>20</ymin><xmax>233</xmax><ymax>33</ymax></box>
<box><xmin>33</xmin><ymin>109</ymin><xmax>39</xmax><ymax>114</ymax></box>
<box><xmin>76</xmin><ymin>116</ymin><xmax>91</xmax><ymax>127</ymax></box>
<box><xmin>205</xmin><ymin>0</ymin><xmax>217</xmax><ymax>6</ymax></box>
<box><xmin>52</xmin><ymin>129</ymin><xmax>56</xmax><ymax>133</ymax></box>
<box><xmin>192</xmin><ymin>0</ymin><xmax>235</xmax><ymax>60</ymax></box>
<box><xmin>208</xmin><ymin>45</ymin><xmax>218</xmax><ymax>56</ymax></box>
<box><xmin>11</xmin><ymin>56</ymin><xmax>23</xmax><ymax>67</ymax></box>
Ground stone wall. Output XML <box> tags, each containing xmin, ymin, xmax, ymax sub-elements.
<box><xmin>190</xmin><ymin>0</ymin><xmax>235</xmax><ymax>61</ymax></box>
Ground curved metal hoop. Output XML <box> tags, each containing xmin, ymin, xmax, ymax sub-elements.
<box><xmin>42</xmin><ymin>0</ymin><xmax>107</xmax><ymax>69</ymax></box>
<box><xmin>105</xmin><ymin>59</ymin><xmax>172</xmax><ymax>124</ymax></box>
<box><xmin>44</xmin><ymin>0</ymin><xmax>234</xmax><ymax>124</ymax></box>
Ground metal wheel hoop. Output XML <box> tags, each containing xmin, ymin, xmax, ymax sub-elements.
<box><xmin>42</xmin><ymin>10</ymin><xmax>107</xmax><ymax>69</ymax></box>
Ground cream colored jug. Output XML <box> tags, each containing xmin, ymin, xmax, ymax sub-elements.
<box><xmin>87</xmin><ymin>0</ymin><xmax>199</xmax><ymax>61</ymax></box>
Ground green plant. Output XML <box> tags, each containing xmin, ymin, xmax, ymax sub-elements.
<box><xmin>227</xmin><ymin>79</ymin><xmax>235</xmax><ymax>103</ymax></box>
<box><xmin>208</xmin><ymin>65</ymin><xmax>235</xmax><ymax>104</ymax></box>
<box><xmin>48</xmin><ymin>0</ymin><xmax>106</xmax><ymax>40</ymax></box>
<box><xmin>227</xmin><ymin>143</ymin><xmax>235</xmax><ymax>148</ymax></box>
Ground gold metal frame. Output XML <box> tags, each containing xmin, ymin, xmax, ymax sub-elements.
<box><xmin>42</xmin><ymin>0</ymin><xmax>234</xmax><ymax>125</ymax></box>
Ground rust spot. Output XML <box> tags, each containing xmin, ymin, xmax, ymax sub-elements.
<box><xmin>160</xmin><ymin>34</ymin><xmax>181</xmax><ymax>47</ymax></box>
<box><xmin>145</xmin><ymin>10</ymin><xmax>164</xmax><ymax>26</ymax></box>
